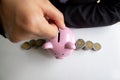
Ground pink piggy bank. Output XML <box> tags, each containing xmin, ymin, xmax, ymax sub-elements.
<box><xmin>43</xmin><ymin>27</ymin><xmax>76</xmax><ymax>59</ymax></box>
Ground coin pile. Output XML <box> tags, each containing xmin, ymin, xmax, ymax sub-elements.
<box><xmin>21</xmin><ymin>39</ymin><xmax>46</xmax><ymax>50</ymax></box>
<box><xmin>75</xmin><ymin>39</ymin><xmax>101</xmax><ymax>51</ymax></box>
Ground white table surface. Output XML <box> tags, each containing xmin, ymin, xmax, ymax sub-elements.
<box><xmin>0</xmin><ymin>22</ymin><xmax>120</xmax><ymax>80</ymax></box>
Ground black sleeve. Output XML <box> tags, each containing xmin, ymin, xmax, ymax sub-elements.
<box><xmin>0</xmin><ymin>1</ymin><xmax>6</xmax><ymax>37</ymax></box>
<box><xmin>0</xmin><ymin>19</ymin><xmax>6</xmax><ymax>37</ymax></box>
<box><xmin>50</xmin><ymin>0</ymin><xmax>120</xmax><ymax>28</ymax></box>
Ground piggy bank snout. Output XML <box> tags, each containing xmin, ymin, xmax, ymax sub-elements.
<box><xmin>65</xmin><ymin>42</ymin><xmax>76</xmax><ymax>49</ymax></box>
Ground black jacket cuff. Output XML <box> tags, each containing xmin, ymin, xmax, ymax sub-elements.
<box><xmin>0</xmin><ymin>19</ymin><xmax>6</xmax><ymax>38</ymax></box>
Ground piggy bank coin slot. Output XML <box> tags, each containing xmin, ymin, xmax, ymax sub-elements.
<box><xmin>58</xmin><ymin>30</ymin><xmax>60</xmax><ymax>43</ymax></box>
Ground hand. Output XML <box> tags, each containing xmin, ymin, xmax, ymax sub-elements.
<box><xmin>0</xmin><ymin>0</ymin><xmax>65</xmax><ymax>42</ymax></box>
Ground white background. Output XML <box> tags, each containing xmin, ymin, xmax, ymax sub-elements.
<box><xmin>0</xmin><ymin>22</ymin><xmax>120</xmax><ymax>80</ymax></box>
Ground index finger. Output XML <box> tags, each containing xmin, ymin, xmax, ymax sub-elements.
<box><xmin>43</xmin><ymin>1</ymin><xmax>66</xmax><ymax>29</ymax></box>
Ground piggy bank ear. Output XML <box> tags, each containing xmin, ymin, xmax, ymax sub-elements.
<box><xmin>43</xmin><ymin>42</ymin><xmax>53</xmax><ymax>49</ymax></box>
<box><xmin>65</xmin><ymin>42</ymin><xmax>76</xmax><ymax>49</ymax></box>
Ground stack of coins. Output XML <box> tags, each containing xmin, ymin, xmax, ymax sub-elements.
<box><xmin>83</xmin><ymin>41</ymin><xmax>93</xmax><ymax>50</ymax></box>
<box><xmin>21</xmin><ymin>42</ymin><xmax>31</xmax><ymax>50</ymax></box>
<box><xmin>92</xmin><ymin>43</ymin><xmax>101</xmax><ymax>51</ymax></box>
<box><xmin>29</xmin><ymin>39</ymin><xmax>36</xmax><ymax>47</ymax></box>
<box><xmin>75</xmin><ymin>39</ymin><xmax>85</xmax><ymax>50</ymax></box>
<box><xmin>75</xmin><ymin>39</ymin><xmax>101</xmax><ymax>51</ymax></box>
<box><xmin>21</xmin><ymin>39</ymin><xmax>46</xmax><ymax>50</ymax></box>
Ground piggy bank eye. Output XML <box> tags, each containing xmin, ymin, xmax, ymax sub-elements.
<box><xmin>62</xmin><ymin>54</ymin><xmax>64</xmax><ymax>55</ymax></box>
